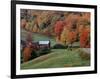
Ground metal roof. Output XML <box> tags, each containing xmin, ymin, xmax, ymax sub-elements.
<box><xmin>39</xmin><ymin>41</ymin><xmax>50</xmax><ymax>44</ymax></box>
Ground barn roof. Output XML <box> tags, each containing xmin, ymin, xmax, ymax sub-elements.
<box><xmin>39</xmin><ymin>41</ymin><xmax>50</xmax><ymax>44</ymax></box>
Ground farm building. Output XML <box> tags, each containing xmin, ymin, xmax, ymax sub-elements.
<box><xmin>39</xmin><ymin>41</ymin><xmax>50</xmax><ymax>49</ymax></box>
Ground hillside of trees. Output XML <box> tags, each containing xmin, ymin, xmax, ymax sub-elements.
<box><xmin>21</xmin><ymin>9</ymin><xmax>90</xmax><ymax>48</ymax></box>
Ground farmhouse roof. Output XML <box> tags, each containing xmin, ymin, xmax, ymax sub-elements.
<box><xmin>39</xmin><ymin>41</ymin><xmax>50</xmax><ymax>44</ymax></box>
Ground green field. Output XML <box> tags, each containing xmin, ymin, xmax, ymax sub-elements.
<box><xmin>21</xmin><ymin>49</ymin><xmax>90</xmax><ymax>69</ymax></box>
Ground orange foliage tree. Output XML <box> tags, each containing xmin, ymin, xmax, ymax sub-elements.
<box><xmin>23</xmin><ymin>32</ymin><xmax>33</xmax><ymax>62</ymax></box>
<box><xmin>23</xmin><ymin>45</ymin><xmax>33</xmax><ymax>62</ymax></box>
<box><xmin>68</xmin><ymin>31</ymin><xmax>77</xmax><ymax>44</ymax></box>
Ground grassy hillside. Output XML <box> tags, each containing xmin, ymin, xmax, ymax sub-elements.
<box><xmin>21</xmin><ymin>49</ymin><xmax>90</xmax><ymax>69</ymax></box>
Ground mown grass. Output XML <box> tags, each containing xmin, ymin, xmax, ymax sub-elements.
<box><xmin>21</xmin><ymin>48</ymin><xmax>90</xmax><ymax>69</ymax></box>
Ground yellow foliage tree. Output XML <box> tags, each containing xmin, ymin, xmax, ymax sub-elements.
<box><xmin>60</xmin><ymin>27</ymin><xmax>69</xmax><ymax>45</ymax></box>
<box><xmin>25</xmin><ymin>22</ymin><xmax>31</xmax><ymax>31</ymax></box>
<box><xmin>32</xmin><ymin>24</ymin><xmax>39</xmax><ymax>32</ymax></box>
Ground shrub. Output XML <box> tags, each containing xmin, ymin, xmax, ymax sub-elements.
<box><xmin>21</xmin><ymin>51</ymin><xmax>23</xmax><ymax>64</ymax></box>
<box><xmin>37</xmin><ymin>48</ymin><xmax>51</xmax><ymax>56</ymax></box>
<box><xmin>53</xmin><ymin>44</ymin><xmax>67</xmax><ymax>49</ymax></box>
<box><xmin>29</xmin><ymin>50</ymin><xmax>38</xmax><ymax>60</ymax></box>
<box><xmin>21</xmin><ymin>57</ymin><xmax>23</xmax><ymax>63</ymax></box>
<box><xmin>78</xmin><ymin>49</ymin><xmax>90</xmax><ymax>60</ymax></box>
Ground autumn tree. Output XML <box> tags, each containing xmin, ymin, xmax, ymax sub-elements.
<box><xmin>68</xmin><ymin>30</ymin><xmax>77</xmax><ymax>43</ymax></box>
<box><xmin>81</xmin><ymin>12</ymin><xmax>90</xmax><ymax>22</ymax></box>
<box><xmin>60</xmin><ymin>13</ymin><xmax>80</xmax><ymax>47</ymax></box>
<box><xmin>54</xmin><ymin>20</ymin><xmax>65</xmax><ymax>43</ymax></box>
<box><xmin>80</xmin><ymin>26</ymin><xmax>90</xmax><ymax>48</ymax></box>
<box><xmin>77</xmin><ymin>12</ymin><xmax>90</xmax><ymax>48</ymax></box>
<box><xmin>21</xmin><ymin>19</ymin><xmax>27</xmax><ymax>28</ymax></box>
<box><xmin>23</xmin><ymin>32</ymin><xmax>33</xmax><ymax>62</ymax></box>
<box><xmin>31</xmin><ymin>15</ymin><xmax>40</xmax><ymax>32</ymax></box>
<box><xmin>25</xmin><ymin>22</ymin><xmax>32</xmax><ymax>31</ymax></box>
<box><xmin>23</xmin><ymin>45</ymin><xmax>33</xmax><ymax>62</ymax></box>
<box><xmin>60</xmin><ymin>27</ymin><xmax>69</xmax><ymax>45</ymax></box>
<box><xmin>67</xmin><ymin>30</ymin><xmax>78</xmax><ymax>50</ymax></box>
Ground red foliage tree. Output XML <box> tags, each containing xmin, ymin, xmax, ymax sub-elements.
<box><xmin>54</xmin><ymin>20</ymin><xmax>65</xmax><ymax>40</ymax></box>
<box><xmin>80</xmin><ymin>27</ymin><xmax>90</xmax><ymax>48</ymax></box>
